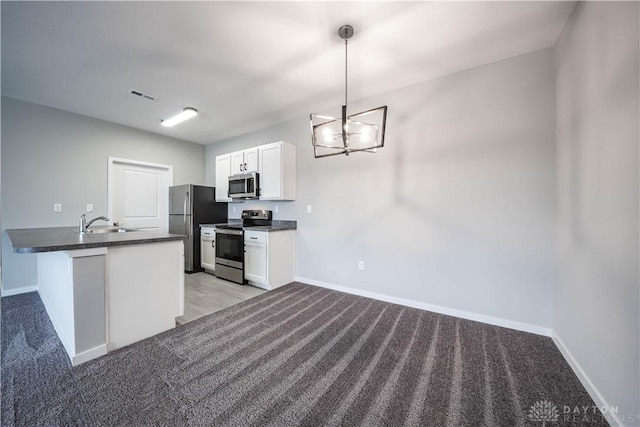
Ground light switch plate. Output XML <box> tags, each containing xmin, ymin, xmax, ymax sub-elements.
<box><xmin>274</xmin><ymin>205</ymin><xmax>279</xmax><ymax>213</ymax></box>
<box><xmin>53</xmin><ymin>203</ymin><xmax>63</xmax><ymax>213</ymax></box>
<box><xmin>306</xmin><ymin>205</ymin><xmax>312</xmax><ymax>213</ymax></box>
<box><xmin>86</xmin><ymin>204</ymin><xmax>94</xmax><ymax>213</ymax></box>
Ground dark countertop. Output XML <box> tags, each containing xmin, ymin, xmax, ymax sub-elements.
<box><xmin>199</xmin><ymin>220</ymin><xmax>297</xmax><ymax>232</ymax></box>
<box><xmin>244</xmin><ymin>223</ymin><xmax>297</xmax><ymax>232</ymax></box>
<box><xmin>6</xmin><ymin>227</ymin><xmax>185</xmax><ymax>254</ymax></box>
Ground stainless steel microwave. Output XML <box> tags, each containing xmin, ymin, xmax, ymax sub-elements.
<box><xmin>228</xmin><ymin>172</ymin><xmax>260</xmax><ymax>199</ymax></box>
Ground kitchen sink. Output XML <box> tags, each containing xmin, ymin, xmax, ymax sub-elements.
<box><xmin>76</xmin><ymin>228</ymin><xmax>136</xmax><ymax>234</ymax></box>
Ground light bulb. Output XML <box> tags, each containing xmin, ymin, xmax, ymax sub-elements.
<box><xmin>323</xmin><ymin>128</ymin><xmax>333</xmax><ymax>143</ymax></box>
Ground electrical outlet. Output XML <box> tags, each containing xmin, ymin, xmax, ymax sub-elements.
<box><xmin>274</xmin><ymin>205</ymin><xmax>279</xmax><ymax>214</ymax></box>
<box><xmin>307</xmin><ymin>205</ymin><xmax>312</xmax><ymax>213</ymax></box>
<box><xmin>232</xmin><ymin>206</ymin><xmax>236</xmax><ymax>213</ymax></box>
<box><xmin>53</xmin><ymin>203</ymin><xmax>63</xmax><ymax>213</ymax></box>
<box><xmin>86</xmin><ymin>204</ymin><xmax>94</xmax><ymax>213</ymax></box>
<box><xmin>358</xmin><ymin>261</ymin><xmax>365</xmax><ymax>271</ymax></box>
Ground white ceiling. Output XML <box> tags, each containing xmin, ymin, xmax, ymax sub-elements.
<box><xmin>1</xmin><ymin>1</ymin><xmax>576</xmax><ymax>145</ymax></box>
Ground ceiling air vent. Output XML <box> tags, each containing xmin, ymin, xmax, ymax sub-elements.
<box><xmin>129</xmin><ymin>89</ymin><xmax>157</xmax><ymax>101</ymax></box>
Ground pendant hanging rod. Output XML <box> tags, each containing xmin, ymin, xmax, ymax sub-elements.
<box><xmin>344</xmin><ymin>37</ymin><xmax>348</xmax><ymax>108</ymax></box>
<box><xmin>338</xmin><ymin>25</ymin><xmax>353</xmax><ymax>109</ymax></box>
<box><xmin>339</xmin><ymin>25</ymin><xmax>354</xmax><ymax>149</ymax></box>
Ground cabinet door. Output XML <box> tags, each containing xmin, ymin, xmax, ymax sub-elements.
<box><xmin>244</xmin><ymin>148</ymin><xmax>259</xmax><ymax>172</ymax></box>
<box><xmin>215</xmin><ymin>155</ymin><xmax>232</xmax><ymax>202</ymax></box>
<box><xmin>244</xmin><ymin>241</ymin><xmax>267</xmax><ymax>284</ymax></box>
<box><xmin>230</xmin><ymin>151</ymin><xmax>245</xmax><ymax>175</ymax></box>
<box><xmin>200</xmin><ymin>237</ymin><xmax>216</xmax><ymax>271</ymax></box>
<box><xmin>258</xmin><ymin>143</ymin><xmax>282</xmax><ymax>199</ymax></box>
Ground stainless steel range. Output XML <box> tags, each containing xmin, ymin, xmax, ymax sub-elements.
<box><xmin>214</xmin><ymin>210</ymin><xmax>273</xmax><ymax>284</ymax></box>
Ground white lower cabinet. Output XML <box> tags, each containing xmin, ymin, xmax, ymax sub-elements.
<box><xmin>244</xmin><ymin>229</ymin><xmax>295</xmax><ymax>290</ymax></box>
<box><xmin>244</xmin><ymin>235</ymin><xmax>267</xmax><ymax>284</ymax></box>
<box><xmin>200</xmin><ymin>227</ymin><xmax>216</xmax><ymax>272</ymax></box>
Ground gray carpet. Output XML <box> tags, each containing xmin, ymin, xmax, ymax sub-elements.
<box><xmin>2</xmin><ymin>282</ymin><xmax>607</xmax><ymax>426</ymax></box>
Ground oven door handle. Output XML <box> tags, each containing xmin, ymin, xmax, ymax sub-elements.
<box><xmin>215</xmin><ymin>228</ymin><xmax>243</xmax><ymax>236</ymax></box>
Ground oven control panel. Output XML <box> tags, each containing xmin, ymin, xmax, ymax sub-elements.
<box><xmin>241</xmin><ymin>210</ymin><xmax>272</xmax><ymax>220</ymax></box>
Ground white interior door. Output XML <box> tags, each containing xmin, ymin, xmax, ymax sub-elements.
<box><xmin>108</xmin><ymin>158</ymin><xmax>173</xmax><ymax>231</ymax></box>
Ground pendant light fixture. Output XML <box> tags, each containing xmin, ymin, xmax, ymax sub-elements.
<box><xmin>310</xmin><ymin>25</ymin><xmax>387</xmax><ymax>158</ymax></box>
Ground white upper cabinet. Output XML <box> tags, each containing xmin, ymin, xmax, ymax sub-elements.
<box><xmin>258</xmin><ymin>141</ymin><xmax>296</xmax><ymax>201</ymax></box>
<box><xmin>214</xmin><ymin>141</ymin><xmax>295</xmax><ymax>202</ymax></box>
<box><xmin>230</xmin><ymin>147</ymin><xmax>258</xmax><ymax>175</ymax></box>
<box><xmin>215</xmin><ymin>154</ymin><xmax>232</xmax><ymax>202</ymax></box>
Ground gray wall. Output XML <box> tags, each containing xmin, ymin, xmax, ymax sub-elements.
<box><xmin>555</xmin><ymin>2</ymin><xmax>639</xmax><ymax>424</ymax></box>
<box><xmin>1</xmin><ymin>96</ymin><xmax>206</xmax><ymax>292</ymax></box>
<box><xmin>206</xmin><ymin>48</ymin><xmax>556</xmax><ymax>329</ymax></box>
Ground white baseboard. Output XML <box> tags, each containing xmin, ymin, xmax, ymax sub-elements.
<box><xmin>552</xmin><ymin>332</ymin><xmax>623</xmax><ymax>427</ymax></box>
<box><xmin>71</xmin><ymin>344</ymin><xmax>107</xmax><ymax>366</ymax></box>
<box><xmin>1</xmin><ymin>285</ymin><xmax>38</xmax><ymax>297</ymax></box>
<box><xmin>295</xmin><ymin>276</ymin><xmax>552</xmax><ymax>337</ymax></box>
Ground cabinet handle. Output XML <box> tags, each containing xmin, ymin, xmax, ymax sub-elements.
<box><xmin>244</xmin><ymin>162</ymin><xmax>247</xmax><ymax>170</ymax></box>
<box><xmin>250</xmin><ymin>237</ymin><xmax>257</xmax><ymax>240</ymax></box>
<box><xmin>212</xmin><ymin>242</ymin><xmax>215</xmax><ymax>248</ymax></box>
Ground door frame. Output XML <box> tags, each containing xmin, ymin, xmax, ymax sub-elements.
<box><xmin>107</xmin><ymin>157</ymin><xmax>174</xmax><ymax>230</ymax></box>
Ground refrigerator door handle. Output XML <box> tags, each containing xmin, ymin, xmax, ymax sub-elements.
<box><xmin>183</xmin><ymin>190</ymin><xmax>190</xmax><ymax>236</ymax></box>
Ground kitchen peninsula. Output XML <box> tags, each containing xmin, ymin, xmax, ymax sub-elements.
<box><xmin>6</xmin><ymin>227</ymin><xmax>185</xmax><ymax>365</ymax></box>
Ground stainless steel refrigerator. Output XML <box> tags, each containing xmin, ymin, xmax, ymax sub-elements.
<box><xmin>169</xmin><ymin>185</ymin><xmax>228</xmax><ymax>273</ymax></box>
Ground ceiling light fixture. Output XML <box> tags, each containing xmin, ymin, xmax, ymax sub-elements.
<box><xmin>310</xmin><ymin>25</ymin><xmax>387</xmax><ymax>158</ymax></box>
<box><xmin>161</xmin><ymin>107</ymin><xmax>198</xmax><ymax>127</ymax></box>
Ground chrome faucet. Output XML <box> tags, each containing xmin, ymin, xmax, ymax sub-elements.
<box><xmin>79</xmin><ymin>213</ymin><xmax>110</xmax><ymax>233</ymax></box>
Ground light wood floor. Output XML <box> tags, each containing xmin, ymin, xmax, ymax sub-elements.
<box><xmin>176</xmin><ymin>272</ymin><xmax>267</xmax><ymax>325</ymax></box>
